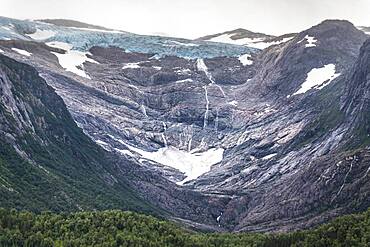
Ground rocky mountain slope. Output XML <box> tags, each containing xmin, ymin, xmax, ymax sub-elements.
<box><xmin>0</xmin><ymin>16</ymin><xmax>369</xmax><ymax>232</ymax></box>
<box><xmin>0</xmin><ymin>54</ymin><xmax>160</xmax><ymax>214</ymax></box>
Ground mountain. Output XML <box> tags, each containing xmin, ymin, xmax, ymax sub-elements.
<box><xmin>197</xmin><ymin>28</ymin><xmax>296</xmax><ymax>49</ymax></box>
<box><xmin>0</xmin><ymin>54</ymin><xmax>160</xmax><ymax>214</ymax></box>
<box><xmin>250</xmin><ymin>20</ymin><xmax>367</xmax><ymax>97</ymax></box>
<box><xmin>0</xmin><ymin>16</ymin><xmax>369</xmax><ymax>232</ymax></box>
<box><xmin>191</xmin><ymin>20</ymin><xmax>370</xmax><ymax>231</ymax></box>
<box><xmin>0</xmin><ymin>53</ymin><xmax>234</xmax><ymax>231</ymax></box>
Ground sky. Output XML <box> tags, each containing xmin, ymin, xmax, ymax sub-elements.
<box><xmin>1</xmin><ymin>0</ymin><xmax>369</xmax><ymax>39</ymax></box>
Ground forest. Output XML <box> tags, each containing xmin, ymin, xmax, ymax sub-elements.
<box><xmin>0</xmin><ymin>207</ymin><xmax>369</xmax><ymax>246</ymax></box>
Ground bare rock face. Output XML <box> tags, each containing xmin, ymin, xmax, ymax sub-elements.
<box><xmin>248</xmin><ymin>20</ymin><xmax>367</xmax><ymax>98</ymax></box>
<box><xmin>1</xmin><ymin>17</ymin><xmax>370</xmax><ymax>232</ymax></box>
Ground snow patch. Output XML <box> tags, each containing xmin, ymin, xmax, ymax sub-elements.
<box><xmin>0</xmin><ymin>48</ymin><xmax>3</xmax><ymax>53</ymax></box>
<box><xmin>149</xmin><ymin>54</ymin><xmax>162</xmax><ymax>60</ymax></box>
<box><xmin>262</xmin><ymin>153</ymin><xmax>277</xmax><ymax>160</ymax></box>
<box><xmin>208</xmin><ymin>34</ymin><xmax>294</xmax><ymax>49</ymax></box>
<box><xmin>292</xmin><ymin>64</ymin><xmax>340</xmax><ymax>96</ymax></box>
<box><xmin>125</xmin><ymin>145</ymin><xmax>224</xmax><ymax>184</ymax></box>
<box><xmin>68</xmin><ymin>27</ymin><xmax>123</xmax><ymax>34</ymax></box>
<box><xmin>46</xmin><ymin>41</ymin><xmax>73</xmax><ymax>50</ymax></box>
<box><xmin>122</xmin><ymin>62</ymin><xmax>141</xmax><ymax>69</ymax></box>
<box><xmin>26</xmin><ymin>29</ymin><xmax>56</xmax><ymax>40</ymax></box>
<box><xmin>164</xmin><ymin>40</ymin><xmax>199</xmax><ymax>47</ymax></box>
<box><xmin>238</xmin><ymin>54</ymin><xmax>253</xmax><ymax>66</ymax></box>
<box><xmin>253</xmin><ymin>107</ymin><xmax>275</xmax><ymax>116</ymax></box>
<box><xmin>209</xmin><ymin>34</ymin><xmax>262</xmax><ymax>46</ymax></box>
<box><xmin>96</xmin><ymin>140</ymin><xmax>108</xmax><ymax>146</ymax></box>
<box><xmin>48</xmin><ymin>42</ymin><xmax>99</xmax><ymax>78</ymax></box>
<box><xmin>11</xmin><ymin>48</ymin><xmax>32</xmax><ymax>56</ymax></box>
<box><xmin>115</xmin><ymin>148</ymin><xmax>134</xmax><ymax>157</ymax></box>
<box><xmin>175</xmin><ymin>68</ymin><xmax>191</xmax><ymax>75</ymax></box>
<box><xmin>298</xmin><ymin>35</ymin><xmax>317</xmax><ymax>48</ymax></box>
<box><xmin>249</xmin><ymin>37</ymin><xmax>294</xmax><ymax>49</ymax></box>
<box><xmin>228</xmin><ymin>100</ymin><xmax>238</xmax><ymax>106</ymax></box>
<box><xmin>176</xmin><ymin>78</ymin><xmax>193</xmax><ymax>83</ymax></box>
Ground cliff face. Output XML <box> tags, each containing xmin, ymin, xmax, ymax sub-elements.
<box><xmin>340</xmin><ymin>39</ymin><xmax>370</xmax><ymax>146</ymax></box>
<box><xmin>0</xmin><ymin>54</ymin><xmax>159</xmax><ymax>214</ymax></box>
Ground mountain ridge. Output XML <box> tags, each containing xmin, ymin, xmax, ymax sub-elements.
<box><xmin>37</xmin><ymin>18</ymin><xmax>116</xmax><ymax>31</ymax></box>
<box><xmin>197</xmin><ymin>27</ymin><xmax>296</xmax><ymax>49</ymax></box>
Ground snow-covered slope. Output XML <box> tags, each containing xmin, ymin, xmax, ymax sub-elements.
<box><xmin>197</xmin><ymin>28</ymin><xmax>296</xmax><ymax>49</ymax></box>
<box><xmin>291</xmin><ymin>64</ymin><xmax>340</xmax><ymax>96</ymax></box>
<box><xmin>11</xmin><ymin>48</ymin><xmax>32</xmax><ymax>56</ymax></box>
<box><xmin>125</xmin><ymin>145</ymin><xmax>224</xmax><ymax>185</ymax></box>
<box><xmin>47</xmin><ymin>41</ymin><xmax>99</xmax><ymax>78</ymax></box>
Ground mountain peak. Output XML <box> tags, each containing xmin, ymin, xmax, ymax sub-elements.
<box><xmin>197</xmin><ymin>28</ymin><xmax>274</xmax><ymax>43</ymax></box>
<box><xmin>320</xmin><ymin>19</ymin><xmax>355</xmax><ymax>26</ymax></box>
<box><xmin>292</xmin><ymin>19</ymin><xmax>367</xmax><ymax>56</ymax></box>
<box><xmin>305</xmin><ymin>19</ymin><xmax>360</xmax><ymax>36</ymax></box>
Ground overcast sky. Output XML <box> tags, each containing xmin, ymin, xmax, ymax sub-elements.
<box><xmin>1</xmin><ymin>0</ymin><xmax>369</xmax><ymax>39</ymax></box>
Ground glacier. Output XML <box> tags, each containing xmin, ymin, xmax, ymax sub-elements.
<box><xmin>0</xmin><ymin>16</ymin><xmax>256</xmax><ymax>59</ymax></box>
